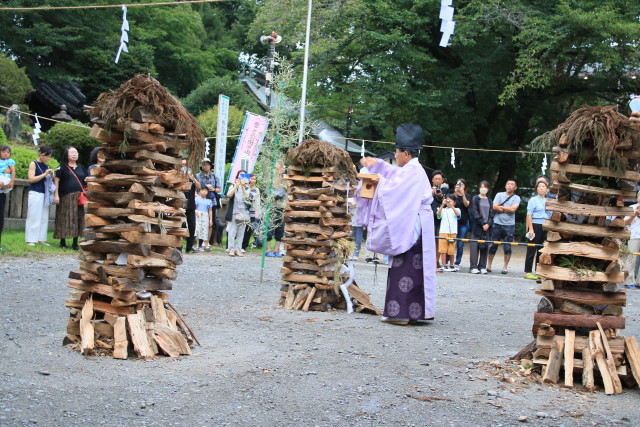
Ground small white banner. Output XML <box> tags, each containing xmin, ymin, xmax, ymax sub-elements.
<box><xmin>215</xmin><ymin>94</ymin><xmax>230</xmax><ymax>186</ymax></box>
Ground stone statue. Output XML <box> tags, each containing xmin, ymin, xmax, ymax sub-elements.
<box><xmin>6</xmin><ymin>104</ymin><xmax>21</xmax><ymax>140</ymax></box>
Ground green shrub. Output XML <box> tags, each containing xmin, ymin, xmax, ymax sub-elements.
<box><xmin>11</xmin><ymin>146</ymin><xmax>60</xmax><ymax>179</ymax></box>
<box><xmin>42</xmin><ymin>121</ymin><xmax>99</xmax><ymax>165</ymax></box>
<box><xmin>0</xmin><ymin>127</ymin><xmax>6</xmax><ymax>145</ymax></box>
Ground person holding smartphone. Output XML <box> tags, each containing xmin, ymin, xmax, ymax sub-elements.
<box><xmin>524</xmin><ymin>180</ymin><xmax>551</xmax><ymax>280</ymax></box>
<box><xmin>25</xmin><ymin>146</ymin><xmax>55</xmax><ymax>246</ymax></box>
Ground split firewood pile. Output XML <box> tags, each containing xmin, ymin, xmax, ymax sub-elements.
<box><xmin>278</xmin><ymin>140</ymin><xmax>380</xmax><ymax>314</ymax></box>
<box><xmin>515</xmin><ymin>106</ymin><xmax>640</xmax><ymax>394</ymax></box>
<box><xmin>64</xmin><ymin>74</ymin><xmax>205</xmax><ymax>359</ymax></box>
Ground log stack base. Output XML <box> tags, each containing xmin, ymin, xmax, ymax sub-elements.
<box><xmin>64</xmin><ymin>76</ymin><xmax>198</xmax><ymax>359</ymax></box>
<box><xmin>278</xmin><ymin>157</ymin><xmax>379</xmax><ymax>314</ymax></box>
<box><xmin>517</xmin><ymin>107</ymin><xmax>640</xmax><ymax>393</ymax></box>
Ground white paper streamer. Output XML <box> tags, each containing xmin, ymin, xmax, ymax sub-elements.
<box><xmin>360</xmin><ymin>140</ymin><xmax>365</xmax><ymax>158</ymax></box>
<box><xmin>439</xmin><ymin>1</ymin><xmax>455</xmax><ymax>48</ymax></box>
<box><xmin>32</xmin><ymin>113</ymin><xmax>41</xmax><ymax>145</ymax></box>
<box><xmin>204</xmin><ymin>138</ymin><xmax>210</xmax><ymax>157</ymax></box>
<box><xmin>439</xmin><ymin>5</ymin><xmax>454</xmax><ymax>20</ymax></box>
<box><xmin>450</xmin><ymin>148</ymin><xmax>456</xmax><ymax>168</ymax></box>
<box><xmin>114</xmin><ymin>5</ymin><xmax>129</xmax><ymax>64</ymax></box>
<box><xmin>541</xmin><ymin>154</ymin><xmax>548</xmax><ymax>176</ymax></box>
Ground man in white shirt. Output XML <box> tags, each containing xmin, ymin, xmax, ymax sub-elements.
<box><xmin>624</xmin><ymin>192</ymin><xmax>640</xmax><ymax>288</ymax></box>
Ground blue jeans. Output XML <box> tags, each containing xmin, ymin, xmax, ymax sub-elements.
<box><xmin>455</xmin><ymin>221</ymin><xmax>469</xmax><ymax>266</ymax></box>
<box><xmin>353</xmin><ymin>226</ymin><xmax>363</xmax><ymax>256</ymax></box>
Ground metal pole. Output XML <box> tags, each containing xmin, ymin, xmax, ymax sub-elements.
<box><xmin>297</xmin><ymin>0</ymin><xmax>312</xmax><ymax>144</ymax></box>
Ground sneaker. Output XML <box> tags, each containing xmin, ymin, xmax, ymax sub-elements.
<box><xmin>235</xmin><ymin>249</ymin><xmax>244</xmax><ymax>257</ymax></box>
<box><xmin>240</xmin><ymin>249</ymin><xmax>246</xmax><ymax>253</ymax></box>
<box><xmin>439</xmin><ymin>266</ymin><xmax>446</xmax><ymax>272</ymax></box>
<box><xmin>480</xmin><ymin>268</ymin><xmax>488</xmax><ymax>274</ymax></box>
<box><xmin>274</xmin><ymin>253</ymin><xmax>283</xmax><ymax>257</ymax></box>
<box><xmin>228</xmin><ymin>249</ymin><xmax>236</xmax><ymax>256</ymax></box>
<box><xmin>26</xmin><ymin>242</ymin><xmax>35</xmax><ymax>247</ymax></box>
<box><xmin>198</xmin><ymin>247</ymin><xmax>204</xmax><ymax>252</ymax></box>
<box><xmin>447</xmin><ymin>265</ymin><xmax>456</xmax><ymax>272</ymax></box>
<box><xmin>501</xmin><ymin>269</ymin><xmax>508</xmax><ymax>275</ymax></box>
<box><xmin>452</xmin><ymin>265</ymin><xmax>460</xmax><ymax>272</ymax></box>
<box><xmin>470</xmin><ymin>268</ymin><xmax>480</xmax><ymax>274</ymax></box>
<box><xmin>524</xmin><ymin>273</ymin><xmax>538</xmax><ymax>280</ymax></box>
<box><xmin>266</xmin><ymin>252</ymin><xmax>275</xmax><ymax>257</ymax></box>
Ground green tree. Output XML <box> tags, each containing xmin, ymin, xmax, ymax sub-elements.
<box><xmin>197</xmin><ymin>104</ymin><xmax>247</xmax><ymax>163</ymax></box>
<box><xmin>0</xmin><ymin>55</ymin><xmax>34</xmax><ymax>107</ymax></box>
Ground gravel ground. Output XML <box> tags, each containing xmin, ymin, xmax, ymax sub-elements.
<box><xmin>1</xmin><ymin>246</ymin><xmax>640</xmax><ymax>426</ymax></box>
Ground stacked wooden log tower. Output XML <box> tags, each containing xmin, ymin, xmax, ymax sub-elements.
<box><xmin>521</xmin><ymin>106</ymin><xmax>640</xmax><ymax>393</ymax></box>
<box><xmin>64</xmin><ymin>74</ymin><xmax>205</xmax><ymax>359</ymax></box>
<box><xmin>278</xmin><ymin>140</ymin><xmax>379</xmax><ymax>314</ymax></box>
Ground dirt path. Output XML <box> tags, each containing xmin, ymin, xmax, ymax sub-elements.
<box><xmin>1</xmin><ymin>249</ymin><xmax>639</xmax><ymax>426</ymax></box>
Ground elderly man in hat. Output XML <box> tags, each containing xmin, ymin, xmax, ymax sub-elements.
<box><xmin>195</xmin><ymin>158</ymin><xmax>222</xmax><ymax>249</ymax></box>
<box><xmin>358</xmin><ymin>124</ymin><xmax>436</xmax><ymax>325</ymax></box>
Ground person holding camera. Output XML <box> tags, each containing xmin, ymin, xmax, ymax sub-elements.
<box><xmin>431</xmin><ymin>170</ymin><xmax>447</xmax><ymax>268</ymax></box>
<box><xmin>225</xmin><ymin>169</ymin><xmax>250</xmax><ymax>256</ymax></box>
<box><xmin>469</xmin><ymin>181</ymin><xmax>494</xmax><ymax>274</ymax></box>
<box><xmin>452</xmin><ymin>178</ymin><xmax>470</xmax><ymax>271</ymax></box>
<box><xmin>436</xmin><ymin>193</ymin><xmax>461</xmax><ymax>272</ymax></box>
<box><xmin>242</xmin><ymin>174</ymin><xmax>263</xmax><ymax>250</ymax></box>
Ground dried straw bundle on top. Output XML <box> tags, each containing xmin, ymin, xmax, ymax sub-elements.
<box><xmin>286</xmin><ymin>139</ymin><xmax>357</xmax><ymax>184</ymax></box>
<box><xmin>92</xmin><ymin>74</ymin><xmax>205</xmax><ymax>167</ymax></box>
<box><xmin>534</xmin><ymin>105</ymin><xmax>640</xmax><ymax>173</ymax></box>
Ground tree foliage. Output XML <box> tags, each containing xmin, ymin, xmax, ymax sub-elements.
<box><xmin>197</xmin><ymin>104</ymin><xmax>247</xmax><ymax>163</ymax></box>
<box><xmin>0</xmin><ymin>55</ymin><xmax>34</xmax><ymax>107</ymax></box>
<box><xmin>182</xmin><ymin>76</ymin><xmax>261</xmax><ymax>117</ymax></box>
<box><xmin>248</xmin><ymin>0</ymin><xmax>640</xmax><ymax>190</ymax></box>
<box><xmin>0</xmin><ymin>0</ymin><xmax>257</xmax><ymax>101</ymax></box>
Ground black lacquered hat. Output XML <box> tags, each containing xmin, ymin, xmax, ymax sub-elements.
<box><xmin>395</xmin><ymin>123</ymin><xmax>424</xmax><ymax>150</ymax></box>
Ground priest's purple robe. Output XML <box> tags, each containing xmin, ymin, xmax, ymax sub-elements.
<box><xmin>357</xmin><ymin>158</ymin><xmax>436</xmax><ymax>319</ymax></box>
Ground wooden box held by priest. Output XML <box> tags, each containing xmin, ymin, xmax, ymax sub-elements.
<box><xmin>357</xmin><ymin>173</ymin><xmax>381</xmax><ymax>199</ymax></box>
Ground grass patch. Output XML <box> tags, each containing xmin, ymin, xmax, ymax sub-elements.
<box><xmin>0</xmin><ymin>230</ymin><xmax>272</xmax><ymax>257</ymax></box>
<box><xmin>0</xmin><ymin>230</ymin><xmax>77</xmax><ymax>257</ymax></box>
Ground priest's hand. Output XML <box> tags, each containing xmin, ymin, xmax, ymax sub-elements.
<box><xmin>360</xmin><ymin>157</ymin><xmax>377</xmax><ymax>168</ymax></box>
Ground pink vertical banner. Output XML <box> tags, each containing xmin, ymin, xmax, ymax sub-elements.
<box><xmin>226</xmin><ymin>112</ymin><xmax>269</xmax><ymax>183</ymax></box>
